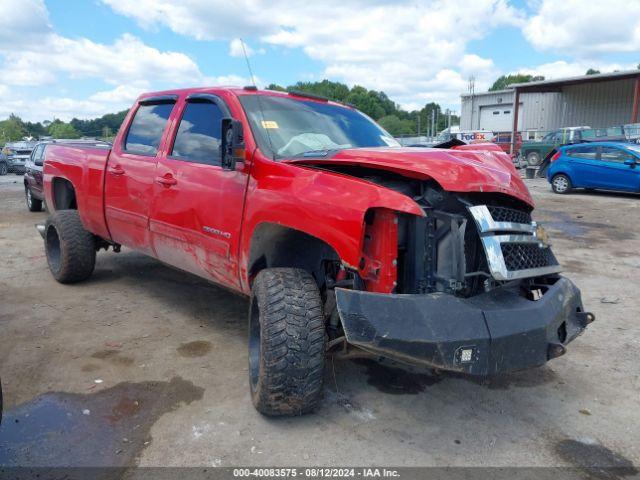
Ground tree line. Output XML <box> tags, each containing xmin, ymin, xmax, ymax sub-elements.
<box><xmin>0</xmin><ymin>110</ymin><xmax>128</xmax><ymax>145</ymax></box>
<box><xmin>267</xmin><ymin>80</ymin><xmax>459</xmax><ymax>136</ymax></box>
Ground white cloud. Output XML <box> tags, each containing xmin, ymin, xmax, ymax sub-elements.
<box><xmin>101</xmin><ymin>0</ymin><xmax>525</xmax><ymax>107</ymax></box>
<box><xmin>228</xmin><ymin>38</ymin><xmax>265</xmax><ymax>58</ymax></box>
<box><xmin>0</xmin><ymin>0</ymin><xmax>239</xmax><ymax>120</ymax></box>
<box><xmin>523</xmin><ymin>0</ymin><xmax>640</xmax><ymax>57</ymax></box>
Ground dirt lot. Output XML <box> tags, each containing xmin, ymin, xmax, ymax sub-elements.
<box><xmin>0</xmin><ymin>173</ymin><xmax>639</xmax><ymax>470</ymax></box>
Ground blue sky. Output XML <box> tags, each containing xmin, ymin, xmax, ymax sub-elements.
<box><xmin>1</xmin><ymin>0</ymin><xmax>638</xmax><ymax>121</ymax></box>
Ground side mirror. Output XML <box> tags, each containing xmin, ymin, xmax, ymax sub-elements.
<box><xmin>221</xmin><ymin>118</ymin><xmax>245</xmax><ymax>170</ymax></box>
<box><xmin>35</xmin><ymin>159</ymin><xmax>43</xmax><ymax>167</ymax></box>
<box><xmin>624</xmin><ymin>158</ymin><xmax>637</xmax><ymax>168</ymax></box>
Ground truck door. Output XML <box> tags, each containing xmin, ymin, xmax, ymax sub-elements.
<box><xmin>104</xmin><ymin>96</ymin><xmax>177</xmax><ymax>255</ymax></box>
<box><xmin>149</xmin><ymin>94</ymin><xmax>248</xmax><ymax>290</ymax></box>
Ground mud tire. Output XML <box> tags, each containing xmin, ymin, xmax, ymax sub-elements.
<box><xmin>45</xmin><ymin>210</ymin><xmax>96</xmax><ymax>283</ymax></box>
<box><xmin>248</xmin><ymin>268</ymin><xmax>325</xmax><ymax>416</ymax></box>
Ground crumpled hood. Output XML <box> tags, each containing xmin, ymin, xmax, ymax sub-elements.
<box><xmin>284</xmin><ymin>146</ymin><xmax>533</xmax><ymax>207</ymax></box>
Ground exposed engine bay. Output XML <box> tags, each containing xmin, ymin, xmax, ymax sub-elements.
<box><xmin>319</xmin><ymin>164</ymin><xmax>562</xmax><ymax>298</ymax></box>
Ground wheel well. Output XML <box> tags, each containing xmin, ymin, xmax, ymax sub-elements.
<box><xmin>52</xmin><ymin>177</ymin><xmax>77</xmax><ymax>210</ymax></box>
<box><xmin>248</xmin><ymin>224</ymin><xmax>340</xmax><ymax>288</ymax></box>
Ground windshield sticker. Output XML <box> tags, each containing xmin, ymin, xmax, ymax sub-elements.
<box><xmin>261</xmin><ymin>120</ymin><xmax>279</xmax><ymax>129</ymax></box>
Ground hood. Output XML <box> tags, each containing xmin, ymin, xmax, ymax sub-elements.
<box><xmin>284</xmin><ymin>146</ymin><xmax>533</xmax><ymax>207</ymax></box>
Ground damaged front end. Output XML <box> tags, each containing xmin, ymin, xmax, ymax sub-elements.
<box><xmin>335</xmin><ymin>186</ymin><xmax>594</xmax><ymax>375</ymax></box>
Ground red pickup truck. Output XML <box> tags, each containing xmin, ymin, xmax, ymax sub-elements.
<box><xmin>40</xmin><ymin>86</ymin><xmax>593</xmax><ymax>416</ymax></box>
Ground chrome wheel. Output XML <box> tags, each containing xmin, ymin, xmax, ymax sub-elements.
<box><xmin>26</xmin><ymin>188</ymin><xmax>32</xmax><ymax>208</ymax></box>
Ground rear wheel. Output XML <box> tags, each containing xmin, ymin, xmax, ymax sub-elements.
<box><xmin>551</xmin><ymin>174</ymin><xmax>572</xmax><ymax>194</ymax></box>
<box><xmin>25</xmin><ymin>186</ymin><xmax>42</xmax><ymax>212</ymax></box>
<box><xmin>249</xmin><ymin>268</ymin><xmax>325</xmax><ymax>416</ymax></box>
<box><xmin>45</xmin><ymin>210</ymin><xmax>96</xmax><ymax>283</ymax></box>
<box><xmin>526</xmin><ymin>151</ymin><xmax>541</xmax><ymax>166</ymax></box>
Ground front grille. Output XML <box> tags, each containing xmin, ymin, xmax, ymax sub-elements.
<box><xmin>501</xmin><ymin>243</ymin><xmax>558</xmax><ymax>271</ymax></box>
<box><xmin>488</xmin><ymin>205</ymin><xmax>531</xmax><ymax>224</ymax></box>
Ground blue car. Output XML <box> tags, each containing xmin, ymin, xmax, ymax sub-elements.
<box><xmin>546</xmin><ymin>142</ymin><xmax>640</xmax><ymax>194</ymax></box>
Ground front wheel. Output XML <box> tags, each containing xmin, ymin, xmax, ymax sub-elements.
<box><xmin>249</xmin><ymin>268</ymin><xmax>325</xmax><ymax>416</ymax></box>
<box><xmin>45</xmin><ymin>210</ymin><xmax>96</xmax><ymax>283</ymax></box>
<box><xmin>526</xmin><ymin>151</ymin><xmax>541</xmax><ymax>166</ymax></box>
<box><xmin>0</xmin><ymin>163</ymin><xmax>7</xmax><ymax>176</ymax></box>
<box><xmin>551</xmin><ymin>174</ymin><xmax>572</xmax><ymax>194</ymax></box>
<box><xmin>25</xmin><ymin>187</ymin><xmax>42</xmax><ymax>212</ymax></box>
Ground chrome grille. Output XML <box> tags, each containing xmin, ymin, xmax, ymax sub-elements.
<box><xmin>501</xmin><ymin>243</ymin><xmax>558</xmax><ymax>272</ymax></box>
<box><xmin>487</xmin><ymin>206</ymin><xmax>531</xmax><ymax>225</ymax></box>
<box><xmin>467</xmin><ymin>205</ymin><xmax>562</xmax><ymax>281</ymax></box>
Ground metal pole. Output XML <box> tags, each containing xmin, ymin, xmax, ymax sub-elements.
<box><xmin>631</xmin><ymin>76</ymin><xmax>640</xmax><ymax>123</ymax></box>
<box><xmin>431</xmin><ymin>109</ymin><xmax>435</xmax><ymax>139</ymax></box>
<box><xmin>510</xmin><ymin>89</ymin><xmax>520</xmax><ymax>155</ymax></box>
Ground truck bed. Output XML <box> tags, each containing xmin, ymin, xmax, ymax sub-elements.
<box><xmin>44</xmin><ymin>144</ymin><xmax>112</xmax><ymax>240</ymax></box>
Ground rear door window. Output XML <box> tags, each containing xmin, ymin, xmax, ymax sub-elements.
<box><xmin>124</xmin><ymin>103</ymin><xmax>175</xmax><ymax>155</ymax></box>
<box><xmin>567</xmin><ymin>146</ymin><xmax>598</xmax><ymax>159</ymax></box>
<box><xmin>170</xmin><ymin>101</ymin><xmax>224</xmax><ymax>165</ymax></box>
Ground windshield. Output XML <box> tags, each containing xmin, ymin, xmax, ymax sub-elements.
<box><xmin>239</xmin><ymin>95</ymin><xmax>400</xmax><ymax>159</ymax></box>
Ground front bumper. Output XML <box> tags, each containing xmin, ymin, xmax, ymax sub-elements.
<box><xmin>336</xmin><ymin>277</ymin><xmax>593</xmax><ymax>376</ymax></box>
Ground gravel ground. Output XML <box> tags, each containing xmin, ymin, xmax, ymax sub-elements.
<box><xmin>0</xmin><ymin>173</ymin><xmax>638</xmax><ymax>471</ymax></box>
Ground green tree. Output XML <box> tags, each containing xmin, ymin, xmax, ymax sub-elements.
<box><xmin>377</xmin><ymin>115</ymin><xmax>414</xmax><ymax>136</ymax></box>
<box><xmin>0</xmin><ymin>114</ymin><xmax>28</xmax><ymax>144</ymax></box>
<box><xmin>48</xmin><ymin>120</ymin><xmax>81</xmax><ymax>139</ymax></box>
<box><xmin>489</xmin><ymin>74</ymin><xmax>545</xmax><ymax>91</ymax></box>
<box><xmin>586</xmin><ymin>68</ymin><xmax>600</xmax><ymax>75</ymax></box>
<box><xmin>266</xmin><ymin>83</ymin><xmax>287</xmax><ymax>92</ymax></box>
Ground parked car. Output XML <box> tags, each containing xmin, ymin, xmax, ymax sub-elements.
<box><xmin>493</xmin><ymin>131</ymin><xmax>522</xmax><ymax>157</ymax></box>
<box><xmin>38</xmin><ymin>86</ymin><xmax>593</xmax><ymax>416</ymax></box>
<box><xmin>519</xmin><ymin>127</ymin><xmax>591</xmax><ymax>166</ymax></box>
<box><xmin>546</xmin><ymin>142</ymin><xmax>640</xmax><ymax>194</ymax></box>
<box><xmin>3</xmin><ymin>140</ymin><xmax>37</xmax><ymax>174</ymax></box>
<box><xmin>0</xmin><ymin>150</ymin><xmax>8</xmax><ymax>175</ymax></box>
<box><xmin>24</xmin><ymin>139</ymin><xmax>110</xmax><ymax>212</ymax></box>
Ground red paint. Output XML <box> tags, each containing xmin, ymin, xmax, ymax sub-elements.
<box><xmin>44</xmin><ymin>87</ymin><xmax>535</xmax><ymax>296</ymax></box>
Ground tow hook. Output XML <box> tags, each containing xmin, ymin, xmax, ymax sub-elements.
<box><xmin>576</xmin><ymin>311</ymin><xmax>596</xmax><ymax>327</ymax></box>
<box><xmin>36</xmin><ymin>223</ymin><xmax>45</xmax><ymax>239</ymax></box>
<box><xmin>548</xmin><ymin>342</ymin><xmax>566</xmax><ymax>360</ymax></box>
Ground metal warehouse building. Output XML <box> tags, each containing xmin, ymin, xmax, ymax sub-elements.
<box><xmin>460</xmin><ymin>70</ymin><xmax>640</xmax><ymax>143</ymax></box>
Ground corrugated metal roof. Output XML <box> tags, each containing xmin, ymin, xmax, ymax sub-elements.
<box><xmin>510</xmin><ymin>70</ymin><xmax>640</xmax><ymax>91</ymax></box>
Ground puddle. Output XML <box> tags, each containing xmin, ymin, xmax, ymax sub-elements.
<box><xmin>0</xmin><ymin>376</ymin><xmax>204</xmax><ymax>467</ymax></box>
<box><xmin>177</xmin><ymin>341</ymin><xmax>212</xmax><ymax>358</ymax></box>
<box><xmin>556</xmin><ymin>439</ymin><xmax>638</xmax><ymax>480</ymax></box>
<box><xmin>352</xmin><ymin>359</ymin><xmax>441</xmax><ymax>394</ymax></box>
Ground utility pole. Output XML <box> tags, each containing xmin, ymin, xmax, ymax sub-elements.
<box><xmin>431</xmin><ymin>109</ymin><xmax>435</xmax><ymax>139</ymax></box>
<box><xmin>417</xmin><ymin>114</ymin><xmax>421</xmax><ymax>137</ymax></box>
<box><xmin>447</xmin><ymin>109</ymin><xmax>452</xmax><ymax>129</ymax></box>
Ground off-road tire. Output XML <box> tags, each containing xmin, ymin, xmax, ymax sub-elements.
<box><xmin>526</xmin><ymin>151</ymin><xmax>541</xmax><ymax>166</ymax></box>
<box><xmin>45</xmin><ymin>210</ymin><xmax>96</xmax><ymax>283</ymax></box>
<box><xmin>25</xmin><ymin>186</ymin><xmax>42</xmax><ymax>212</ymax></box>
<box><xmin>0</xmin><ymin>163</ymin><xmax>7</xmax><ymax>176</ymax></box>
<box><xmin>248</xmin><ymin>268</ymin><xmax>325</xmax><ymax>416</ymax></box>
<box><xmin>551</xmin><ymin>173</ymin><xmax>572</xmax><ymax>194</ymax></box>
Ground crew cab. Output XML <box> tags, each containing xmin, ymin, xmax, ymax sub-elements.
<box><xmin>40</xmin><ymin>87</ymin><xmax>594</xmax><ymax>416</ymax></box>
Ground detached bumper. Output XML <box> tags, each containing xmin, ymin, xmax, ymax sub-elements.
<box><xmin>335</xmin><ymin>277</ymin><xmax>593</xmax><ymax>376</ymax></box>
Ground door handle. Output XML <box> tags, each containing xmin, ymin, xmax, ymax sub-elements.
<box><xmin>155</xmin><ymin>175</ymin><xmax>177</xmax><ymax>187</ymax></box>
<box><xmin>109</xmin><ymin>165</ymin><xmax>125</xmax><ymax>175</ymax></box>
